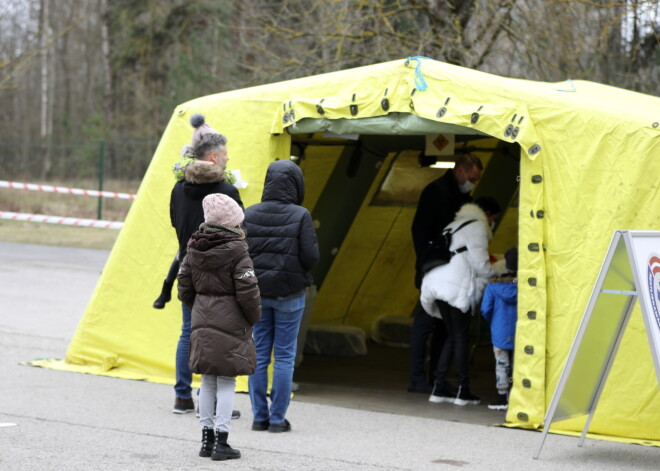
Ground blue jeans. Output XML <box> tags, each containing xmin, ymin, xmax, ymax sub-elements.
<box><xmin>248</xmin><ymin>294</ymin><xmax>305</xmax><ymax>425</ymax></box>
<box><xmin>174</xmin><ymin>303</ymin><xmax>193</xmax><ymax>399</ymax></box>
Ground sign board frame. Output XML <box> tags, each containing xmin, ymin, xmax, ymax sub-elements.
<box><xmin>533</xmin><ymin>230</ymin><xmax>660</xmax><ymax>459</ymax></box>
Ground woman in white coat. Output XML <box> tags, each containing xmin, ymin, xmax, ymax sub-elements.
<box><xmin>420</xmin><ymin>197</ymin><xmax>501</xmax><ymax>406</ymax></box>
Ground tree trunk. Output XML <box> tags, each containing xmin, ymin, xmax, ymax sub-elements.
<box><xmin>100</xmin><ymin>0</ymin><xmax>113</xmax><ymax>131</ymax></box>
<box><xmin>39</xmin><ymin>0</ymin><xmax>52</xmax><ymax>179</ymax></box>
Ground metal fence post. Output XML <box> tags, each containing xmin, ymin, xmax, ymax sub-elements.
<box><xmin>97</xmin><ymin>140</ymin><xmax>106</xmax><ymax>220</ymax></box>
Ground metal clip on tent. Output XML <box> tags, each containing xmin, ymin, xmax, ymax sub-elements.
<box><xmin>381</xmin><ymin>88</ymin><xmax>389</xmax><ymax>111</ymax></box>
<box><xmin>350</xmin><ymin>93</ymin><xmax>358</xmax><ymax>116</ymax></box>
<box><xmin>471</xmin><ymin>106</ymin><xmax>483</xmax><ymax>125</ymax></box>
<box><xmin>437</xmin><ymin>97</ymin><xmax>451</xmax><ymax>119</ymax></box>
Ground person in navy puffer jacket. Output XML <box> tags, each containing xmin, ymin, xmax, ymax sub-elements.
<box><xmin>481</xmin><ymin>247</ymin><xmax>518</xmax><ymax>411</ymax></box>
<box><xmin>244</xmin><ymin>159</ymin><xmax>319</xmax><ymax>433</ymax></box>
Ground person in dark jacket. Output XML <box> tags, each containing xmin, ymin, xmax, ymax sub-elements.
<box><xmin>169</xmin><ymin>114</ymin><xmax>243</xmax><ymax>414</ymax></box>
<box><xmin>153</xmin><ymin>144</ymin><xmax>198</xmax><ymax>310</ymax></box>
<box><xmin>178</xmin><ymin>193</ymin><xmax>261</xmax><ymax>460</ymax></box>
<box><xmin>245</xmin><ymin>159</ymin><xmax>320</xmax><ymax>433</ymax></box>
<box><xmin>481</xmin><ymin>247</ymin><xmax>518</xmax><ymax>411</ymax></box>
<box><xmin>408</xmin><ymin>153</ymin><xmax>483</xmax><ymax>393</ymax></box>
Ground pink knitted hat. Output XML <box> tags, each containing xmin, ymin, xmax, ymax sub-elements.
<box><xmin>190</xmin><ymin>113</ymin><xmax>220</xmax><ymax>148</ymax></box>
<box><xmin>202</xmin><ymin>193</ymin><xmax>244</xmax><ymax>227</ymax></box>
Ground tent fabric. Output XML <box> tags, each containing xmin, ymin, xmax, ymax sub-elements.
<box><xmin>35</xmin><ymin>58</ymin><xmax>660</xmax><ymax>443</ymax></box>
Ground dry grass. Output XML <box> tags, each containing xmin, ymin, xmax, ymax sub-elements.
<box><xmin>0</xmin><ymin>220</ymin><xmax>119</xmax><ymax>249</ymax></box>
<box><xmin>0</xmin><ymin>178</ymin><xmax>138</xmax><ymax>249</ymax></box>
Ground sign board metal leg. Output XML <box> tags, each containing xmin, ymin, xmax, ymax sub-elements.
<box><xmin>578</xmin><ymin>293</ymin><xmax>636</xmax><ymax>447</ymax></box>
<box><xmin>533</xmin><ymin>231</ymin><xmax>632</xmax><ymax>460</ymax></box>
<box><xmin>533</xmin><ymin>230</ymin><xmax>660</xmax><ymax>459</ymax></box>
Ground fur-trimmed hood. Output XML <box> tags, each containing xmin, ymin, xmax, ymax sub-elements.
<box><xmin>182</xmin><ymin>161</ymin><xmax>226</xmax><ymax>200</ymax></box>
<box><xmin>184</xmin><ymin>160</ymin><xmax>226</xmax><ymax>184</ymax></box>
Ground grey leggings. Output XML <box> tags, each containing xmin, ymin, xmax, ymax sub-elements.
<box><xmin>199</xmin><ymin>375</ymin><xmax>236</xmax><ymax>432</ymax></box>
<box><xmin>493</xmin><ymin>347</ymin><xmax>513</xmax><ymax>395</ymax></box>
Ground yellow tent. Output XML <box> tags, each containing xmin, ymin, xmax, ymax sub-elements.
<box><xmin>36</xmin><ymin>58</ymin><xmax>660</xmax><ymax>444</ymax></box>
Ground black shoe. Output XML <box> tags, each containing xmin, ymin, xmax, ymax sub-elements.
<box><xmin>408</xmin><ymin>381</ymin><xmax>433</xmax><ymax>394</ymax></box>
<box><xmin>172</xmin><ymin>397</ymin><xmax>195</xmax><ymax>414</ymax></box>
<box><xmin>428</xmin><ymin>382</ymin><xmax>456</xmax><ymax>403</ymax></box>
<box><xmin>488</xmin><ymin>394</ymin><xmax>508</xmax><ymax>411</ymax></box>
<box><xmin>153</xmin><ymin>280</ymin><xmax>173</xmax><ymax>309</ymax></box>
<box><xmin>252</xmin><ymin>420</ymin><xmax>269</xmax><ymax>431</ymax></box>
<box><xmin>268</xmin><ymin>419</ymin><xmax>291</xmax><ymax>433</ymax></box>
<box><xmin>211</xmin><ymin>432</ymin><xmax>241</xmax><ymax>460</ymax></box>
<box><xmin>454</xmin><ymin>386</ymin><xmax>481</xmax><ymax>406</ymax></box>
<box><xmin>199</xmin><ymin>426</ymin><xmax>215</xmax><ymax>457</ymax></box>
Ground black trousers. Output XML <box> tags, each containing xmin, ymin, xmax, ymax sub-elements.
<box><xmin>164</xmin><ymin>254</ymin><xmax>180</xmax><ymax>284</ymax></box>
<box><xmin>433</xmin><ymin>300</ymin><xmax>472</xmax><ymax>388</ymax></box>
<box><xmin>409</xmin><ymin>303</ymin><xmax>446</xmax><ymax>385</ymax></box>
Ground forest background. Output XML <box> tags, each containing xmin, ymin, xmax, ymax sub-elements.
<box><xmin>0</xmin><ymin>0</ymin><xmax>658</xmax><ymax>235</ymax></box>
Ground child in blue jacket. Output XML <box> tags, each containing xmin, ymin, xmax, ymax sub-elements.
<box><xmin>481</xmin><ymin>247</ymin><xmax>517</xmax><ymax>411</ymax></box>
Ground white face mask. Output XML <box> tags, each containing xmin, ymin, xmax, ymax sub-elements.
<box><xmin>459</xmin><ymin>180</ymin><xmax>475</xmax><ymax>194</ymax></box>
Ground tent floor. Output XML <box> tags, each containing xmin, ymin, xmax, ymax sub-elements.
<box><xmin>293</xmin><ymin>340</ymin><xmax>505</xmax><ymax>426</ymax></box>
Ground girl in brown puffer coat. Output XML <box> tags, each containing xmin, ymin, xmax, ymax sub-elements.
<box><xmin>178</xmin><ymin>193</ymin><xmax>261</xmax><ymax>461</ymax></box>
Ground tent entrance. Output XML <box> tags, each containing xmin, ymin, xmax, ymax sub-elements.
<box><xmin>288</xmin><ymin>114</ymin><xmax>520</xmax><ymax>289</ymax></box>
<box><xmin>287</xmin><ymin>114</ymin><xmax>520</xmax><ymax>411</ymax></box>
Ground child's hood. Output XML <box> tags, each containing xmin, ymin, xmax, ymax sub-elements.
<box><xmin>186</xmin><ymin>230</ymin><xmax>244</xmax><ymax>271</ymax></box>
<box><xmin>490</xmin><ymin>282</ymin><xmax>518</xmax><ymax>303</ymax></box>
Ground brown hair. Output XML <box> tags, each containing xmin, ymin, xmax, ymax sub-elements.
<box><xmin>455</xmin><ymin>153</ymin><xmax>483</xmax><ymax>172</ymax></box>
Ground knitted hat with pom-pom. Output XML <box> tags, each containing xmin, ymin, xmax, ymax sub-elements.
<box><xmin>190</xmin><ymin>113</ymin><xmax>221</xmax><ymax>149</ymax></box>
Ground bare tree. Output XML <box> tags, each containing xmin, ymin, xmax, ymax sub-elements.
<box><xmin>0</xmin><ymin>0</ymin><xmax>657</xmax><ymax>181</ymax></box>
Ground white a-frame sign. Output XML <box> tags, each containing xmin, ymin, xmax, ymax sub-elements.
<box><xmin>534</xmin><ymin>231</ymin><xmax>660</xmax><ymax>459</ymax></box>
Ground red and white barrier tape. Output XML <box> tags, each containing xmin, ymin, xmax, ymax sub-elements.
<box><xmin>0</xmin><ymin>211</ymin><xmax>124</xmax><ymax>229</ymax></box>
<box><xmin>0</xmin><ymin>180</ymin><xmax>136</xmax><ymax>200</ymax></box>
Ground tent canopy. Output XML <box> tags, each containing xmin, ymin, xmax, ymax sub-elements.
<box><xmin>38</xmin><ymin>58</ymin><xmax>660</xmax><ymax>444</ymax></box>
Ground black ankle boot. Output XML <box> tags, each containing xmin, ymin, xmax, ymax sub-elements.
<box><xmin>211</xmin><ymin>431</ymin><xmax>241</xmax><ymax>461</ymax></box>
<box><xmin>152</xmin><ymin>280</ymin><xmax>173</xmax><ymax>309</ymax></box>
<box><xmin>199</xmin><ymin>426</ymin><xmax>215</xmax><ymax>457</ymax></box>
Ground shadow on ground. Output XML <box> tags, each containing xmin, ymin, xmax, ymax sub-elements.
<box><xmin>293</xmin><ymin>341</ymin><xmax>506</xmax><ymax>426</ymax></box>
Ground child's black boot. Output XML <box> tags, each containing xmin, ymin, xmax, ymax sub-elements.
<box><xmin>152</xmin><ymin>280</ymin><xmax>173</xmax><ymax>309</ymax></box>
<box><xmin>199</xmin><ymin>426</ymin><xmax>215</xmax><ymax>457</ymax></box>
<box><xmin>211</xmin><ymin>431</ymin><xmax>241</xmax><ymax>460</ymax></box>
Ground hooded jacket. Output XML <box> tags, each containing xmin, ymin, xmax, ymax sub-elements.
<box><xmin>244</xmin><ymin>160</ymin><xmax>320</xmax><ymax>298</ymax></box>
<box><xmin>411</xmin><ymin>170</ymin><xmax>472</xmax><ymax>288</ymax></box>
<box><xmin>420</xmin><ymin>203</ymin><xmax>496</xmax><ymax>316</ymax></box>
<box><xmin>481</xmin><ymin>279</ymin><xmax>517</xmax><ymax>350</ymax></box>
<box><xmin>177</xmin><ymin>223</ymin><xmax>261</xmax><ymax>377</ymax></box>
<box><xmin>170</xmin><ymin>160</ymin><xmax>243</xmax><ymax>260</ymax></box>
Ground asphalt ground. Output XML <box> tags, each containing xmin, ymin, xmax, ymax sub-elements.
<box><xmin>1</xmin><ymin>241</ymin><xmax>658</xmax><ymax>470</ymax></box>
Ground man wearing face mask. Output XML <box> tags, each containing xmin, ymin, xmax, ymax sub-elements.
<box><xmin>408</xmin><ymin>153</ymin><xmax>483</xmax><ymax>394</ymax></box>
